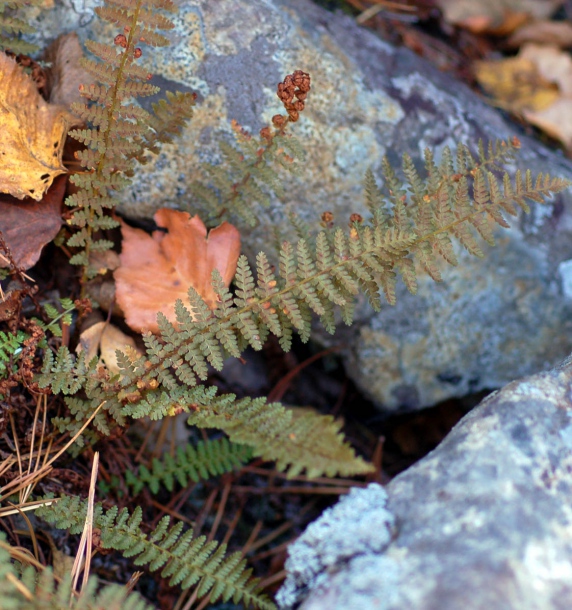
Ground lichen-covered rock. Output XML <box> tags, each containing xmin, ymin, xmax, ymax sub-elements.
<box><xmin>277</xmin><ymin>484</ymin><xmax>394</xmax><ymax>607</ymax></box>
<box><xmin>27</xmin><ymin>0</ymin><xmax>572</xmax><ymax>411</ymax></box>
<box><xmin>278</xmin><ymin>356</ymin><xmax>572</xmax><ymax>609</ymax></box>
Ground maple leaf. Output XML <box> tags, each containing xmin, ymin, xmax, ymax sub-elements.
<box><xmin>0</xmin><ymin>175</ymin><xmax>66</xmax><ymax>270</ymax></box>
<box><xmin>0</xmin><ymin>52</ymin><xmax>73</xmax><ymax>201</ymax></box>
<box><xmin>114</xmin><ymin>209</ymin><xmax>241</xmax><ymax>333</ymax></box>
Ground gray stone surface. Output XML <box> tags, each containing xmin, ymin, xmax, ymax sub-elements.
<box><xmin>278</xmin><ymin>357</ymin><xmax>572</xmax><ymax>609</ymax></box>
<box><xmin>27</xmin><ymin>0</ymin><xmax>572</xmax><ymax>411</ymax></box>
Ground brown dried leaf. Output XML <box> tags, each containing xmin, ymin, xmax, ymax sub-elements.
<box><xmin>114</xmin><ymin>209</ymin><xmax>241</xmax><ymax>333</ymax></box>
<box><xmin>0</xmin><ymin>174</ymin><xmax>65</xmax><ymax>270</ymax></box>
<box><xmin>0</xmin><ymin>53</ymin><xmax>73</xmax><ymax>201</ymax></box>
<box><xmin>507</xmin><ymin>20</ymin><xmax>572</xmax><ymax>49</ymax></box>
<box><xmin>43</xmin><ymin>32</ymin><xmax>95</xmax><ymax>110</ymax></box>
<box><xmin>436</xmin><ymin>0</ymin><xmax>562</xmax><ymax>34</ymax></box>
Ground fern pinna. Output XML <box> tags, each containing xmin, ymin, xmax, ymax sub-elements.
<box><xmin>36</xmin><ymin>496</ymin><xmax>275</xmax><ymax>610</ymax></box>
<box><xmin>65</xmin><ymin>0</ymin><xmax>194</xmax><ymax>283</ymax></box>
<box><xmin>39</xmin><ymin>138</ymin><xmax>568</xmax><ymax>479</ymax></box>
<box><xmin>190</xmin><ymin>70</ymin><xmax>311</xmax><ymax>226</ymax></box>
<box><xmin>0</xmin><ymin>532</ymin><xmax>151</xmax><ymax>610</ymax></box>
<box><xmin>123</xmin><ymin>437</ymin><xmax>253</xmax><ymax>495</ymax></box>
<box><xmin>0</xmin><ymin>0</ymin><xmax>41</xmax><ymax>54</ymax></box>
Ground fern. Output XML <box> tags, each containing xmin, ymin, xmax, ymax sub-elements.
<box><xmin>38</xmin><ymin>138</ymin><xmax>568</xmax><ymax>477</ymax></box>
<box><xmin>190</xmin><ymin>71</ymin><xmax>311</xmax><ymax>226</ymax></box>
<box><xmin>35</xmin><ymin>297</ymin><xmax>76</xmax><ymax>338</ymax></box>
<box><xmin>124</xmin><ymin>437</ymin><xmax>253</xmax><ymax>494</ymax></box>
<box><xmin>0</xmin><ymin>0</ymin><xmax>41</xmax><ymax>54</ymax></box>
<box><xmin>0</xmin><ymin>329</ymin><xmax>26</xmax><ymax>378</ymax></box>
<box><xmin>65</xmin><ymin>0</ymin><xmax>194</xmax><ymax>283</ymax></box>
<box><xmin>0</xmin><ymin>533</ymin><xmax>151</xmax><ymax>610</ymax></box>
<box><xmin>36</xmin><ymin>496</ymin><xmax>276</xmax><ymax>610</ymax></box>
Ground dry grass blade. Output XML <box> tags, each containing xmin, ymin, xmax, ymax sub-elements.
<box><xmin>70</xmin><ymin>451</ymin><xmax>99</xmax><ymax>598</ymax></box>
<box><xmin>0</xmin><ymin>401</ymin><xmax>106</xmax><ymax>500</ymax></box>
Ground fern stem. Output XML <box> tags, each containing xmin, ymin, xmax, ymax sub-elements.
<box><xmin>79</xmin><ymin>0</ymin><xmax>145</xmax><ymax>292</ymax></box>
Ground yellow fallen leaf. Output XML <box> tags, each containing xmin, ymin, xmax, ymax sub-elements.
<box><xmin>477</xmin><ymin>43</ymin><xmax>572</xmax><ymax>149</ymax></box>
<box><xmin>0</xmin><ymin>52</ymin><xmax>73</xmax><ymax>201</ymax></box>
<box><xmin>520</xmin><ymin>43</ymin><xmax>572</xmax><ymax>95</ymax></box>
<box><xmin>475</xmin><ymin>54</ymin><xmax>559</xmax><ymax>113</ymax></box>
<box><xmin>524</xmin><ymin>98</ymin><xmax>572</xmax><ymax>148</ymax></box>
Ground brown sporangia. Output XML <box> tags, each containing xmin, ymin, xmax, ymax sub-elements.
<box><xmin>272</xmin><ymin>69</ymin><xmax>311</xmax><ymax>127</ymax></box>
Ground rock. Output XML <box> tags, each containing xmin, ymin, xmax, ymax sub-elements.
<box><xmin>26</xmin><ymin>0</ymin><xmax>572</xmax><ymax>411</ymax></box>
<box><xmin>278</xmin><ymin>357</ymin><xmax>572</xmax><ymax>609</ymax></box>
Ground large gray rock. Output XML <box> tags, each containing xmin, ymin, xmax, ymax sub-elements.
<box><xmin>278</xmin><ymin>356</ymin><xmax>572</xmax><ymax>609</ymax></box>
<box><xmin>26</xmin><ymin>0</ymin><xmax>572</xmax><ymax>411</ymax></box>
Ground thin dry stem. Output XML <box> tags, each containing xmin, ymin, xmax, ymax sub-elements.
<box><xmin>70</xmin><ymin>451</ymin><xmax>99</xmax><ymax>598</ymax></box>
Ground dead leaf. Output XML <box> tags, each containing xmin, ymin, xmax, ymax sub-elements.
<box><xmin>0</xmin><ymin>281</ymin><xmax>25</xmax><ymax>322</ymax></box>
<box><xmin>507</xmin><ymin>20</ymin><xmax>572</xmax><ymax>49</ymax></box>
<box><xmin>475</xmin><ymin>53</ymin><xmax>559</xmax><ymax>112</ymax></box>
<box><xmin>436</xmin><ymin>0</ymin><xmax>563</xmax><ymax>34</ymax></box>
<box><xmin>520</xmin><ymin>43</ymin><xmax>572</xmax><ymax>94</ymax></box>
<box><xmin>114</xmin><ymin>209</ymin><xmax>241</xmax><ymax>333</ymax></box>
<box><xmin>476</xmin><ymin>43</ymin><xmax>572</xmax><ymax>148</ymax></box>
<box><xmin>0</xmin><ymin>174</ymin><xmax>65</xmax><ymax>270</ymax></box>
<box><xmin>524</xmin><ymin>97</ymin><xmax>572</xmax><ymax>147</ymax></box>
<box><xmin>43</xmin><ymin>33</ymin><xmax>95</xmax><ymax>110</ymax></box>
<box><xmin>77</xmin><ymin>321</ymin><xmax>141</xmax><ymax>375</ymax></box>
<box><xmin>0</xmin><ymin>52</ymin><xmax>73</xmax><ymax>201</ymax></box>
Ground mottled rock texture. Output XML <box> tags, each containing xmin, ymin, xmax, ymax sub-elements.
<box><xmin>278</xmin><ymin>357</ymin><xmax>572</xmax><ymax>609</ymax></box>
<box><xmin>28</xmin><ymin>0</ymin><xmax>572</xmax><ymax>411</ymax></box>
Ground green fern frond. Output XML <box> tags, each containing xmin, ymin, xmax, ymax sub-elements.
<box><xmin>0</xmin><ymin>329</ymin><xmax>27</xmax><ymax>378</ymax></box>
<box><xmin>0</xmin><ymin>0</ymin><xmax>42</xmax><ymax>54</ymax></box>
<box><xmin>190</xmin><ymin>122</ymin><xmax>298</xmax><ymax>226</ymax></box>
<box><xmin>0</xmin><ymin>533</ymin><xmax>151</xmax><ymax>610</ymax></box>
<box><xmin>36</xmin><ymin>497</ymin><xmax>276</xmax><ymax>610</ymax></box>
<box><xmin>185</xmin><ymin>397</ymin><xmax>372</xmax><ymax>478</ymax></box>
<box><xmin>124</xmin><ymin>438</ymin><xmax>253</xmax><ymax>494</ymax></box>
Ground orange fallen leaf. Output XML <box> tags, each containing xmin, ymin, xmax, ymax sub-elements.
<box><xmin>0</xmin><ymin>52</ymin><xmax>73</xmax><ymax>201</ymax></box>
<box><xmin>114</xmin><ymin>209</ymin><xmax>241</xmax><ymax>333</ymax></box>
<box><xmin>0</xmin><ymin>175</ymin><xmax>66</xmax><ymax>270</ymax></box>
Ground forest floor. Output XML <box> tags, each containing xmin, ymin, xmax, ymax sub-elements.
<box><xmin>2</xmin><ymin>0</ymin><xmax>572</xmax><ymax>608</ymax></box>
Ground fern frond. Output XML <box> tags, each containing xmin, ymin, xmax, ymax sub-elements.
<box><xmin>0</xmin><ymin>0</ymin><xmax>41</xmax><ymax>54</ymax></box>
<box><xmin>0</xmin><ymin>330</ymin><xmax>27</xmax><ymax>378</ymax></box>
<box><xmin>189</xmin><ymin>71</ymin><xmax>311</xmax><ymax>227</ymax></box>
<box><xmin>39</xmin><ymin>139</ymin><xmax>569</xmax><ymax>477</ymax></box>
<box><xmin>124</xmin><ymin>438</ymin><xmax>253</xmax><ymax>494</ymax></box>
<box><xmin>0</xmin><ymin>533</ymin><xmax>151</xmax><ymax>610</ymax></box>
<box><xmin>66</xmin><ymin>0</ymin><xmax>194</xmax><ymax>285</ymax></box>
<box><xmin>36</xmin><ymin>497</ymin><xmax>276</xmax><ymax>610</ymax></box>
